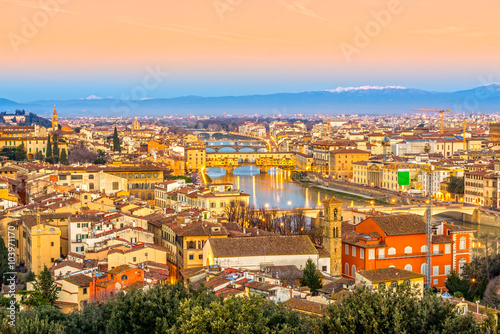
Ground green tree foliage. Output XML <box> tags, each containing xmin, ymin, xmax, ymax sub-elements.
<box><xmin>113</xmin><ymin>127</ymin><xmax>121</xmax><ymax>152</ymax></box>
<box><xmin>45</xmin><ymin>134</ymin><xmax>52</xmax><ymax>163</ymax></box>
<box><xmin>0</xmin><ymin>235</ymin><xmax>9</xmax><ymax>287</ymax></box>
<box><xmin>34</xmin><ymin>151</ymin><xmax>43</xmax><ymax>161</ymax></box>
<box><xmin>324</xmin><ymin>285</ymin><xmax>485</xmax><ymax>334</ymax></box>
<box><xmin>26</xmin><ymin>271</ymin><xmax>36</xmax><ymax>282</ymax></box>
<box><xmin>19</xmin><ymin>290</ymin><xmax>51</xmax><ymax>308</ymax></box>
<box><xmin>15</xmin><ymin>143</ymin><xmax>27</xmax><ymax>161</ymax></box>
<box><xmin>1</xmin><ymin>283</ymin><xmax>496</xmax><ymax>333</ymax></box>
<box><xmin>300</xmin><ymin>258</ymin><xmax>322</xmax><ymax>296</ymax></box>
<box><xmin>171</xmin><ymin>175</ymin><xmax>192</xmax><ymax>183</ymax></box>
<box><xmin>33</xmin><ymin>265</ymin><xmax>58</xmax><ymax>306</ymax></box>
<box><xmin>52</xmin><ymin>139</ymin><xmax>59</xmax><ymax>164</ymax></box>
<box><xmin>447</xmin><ymin>176</ymin><xmax>464</xmax><ymax>194</ymax></box>
<box><xmin>59</xmin><ymin>149</ymin><xmax>68</xmax><ymax>165</ymax></box>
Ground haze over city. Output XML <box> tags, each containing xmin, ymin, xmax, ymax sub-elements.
<box><xmin>1</xmin><ymin>1</ymin><xmax>500</xmax><ymax>333</ymax></box>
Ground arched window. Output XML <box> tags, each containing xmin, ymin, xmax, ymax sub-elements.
<box><xmin>89</xmin><ymin>175</ymin><xmax>94</xmax><ymax>179</ymax></box>
<box><xmin>352</xmin><ymin>265</ymin><xmax>356</xmax><ymax>278</ymax></box>
<box><xmin>404</xmin><ymin>246</ymin><xmax>412</xmax><ymax>254</ymax></box>
<box><xmin>458</xmin><ymin>258</ymin><xmax>467</xmax><ymax>273</ymax></box>
<box><xmin>148</xmin><ymin>193</ymin><xmax>152</xmax><ymax>200</ymax></box>
<box><xmin>345</xmin><ymin>262</ymin><xmax>349</xmax><ymax>276</ymax></box>
<box><xmin>421</xmin><ymin>245</ymin><xmax>428</xmax><ymax>253</ymax></box>
<box><xmin>459</xmin><ymin>237</ymin><xmax>466</xmax><ymax>250</ymax></box>
<box><xmin>378</xmin><ymin>282</ymin><xmax>386</xmax><ymax>290</ymax></box>
<box><xmin>89</xmin><ymin>183</ymin><xmax>94</xmax><ymax>190</ymax></box>
<box><xmin>121</xmin><ymin>275</ymin><xmax>127</xmax><ymax>281</ymax></box>
<box><xmin>141</xmin><ymin>193</ymin><xmax>145</xmax><ymax>200</ymax></box>
<box><xmin>391</xmin><ymin>281</ymin><xmax>398</xmax><ymax>289</ymax></box>
<box><xmin>188</xmin><ymin>241</ymin><xmax>195</xmax><ymax>249</ymax></box>
<box><xmin>388</xmin><ymin>247</ymin><xmax>396</xmax><ymax>255</ymax></box>
<box><xmin>84</xmin><ymin>195</ymin><xmax>88</xmax><ymax>200</ymax></box>
<box><xmin>421</xmin><ymin>262</ymin><xmax>428</xmax><ymax>275</ymax></box>
<box><xmin>404</xmin><ymin>264</ymin><xmax>412</xmax><ymax>271</ymax></box>
<box><xmin>49</xmin><ymin>228</ymin><xmax>55</xmax><ymax>231</ymax></box>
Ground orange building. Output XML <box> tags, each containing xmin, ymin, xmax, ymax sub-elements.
<box><xmin>89</xmin><ymin>264</ymin><xmax>145</xmax><ymax>302</ymax></box>
<box><xmin>342</xmin><ymin>215</ymin><xmax>474</xmax><ymax>291</ymax></box>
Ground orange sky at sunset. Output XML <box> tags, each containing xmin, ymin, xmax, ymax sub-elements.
<box><xmin>1</xmin><ymin>0</ymin><xmax>500</xmax><ymax>100</ymax></box>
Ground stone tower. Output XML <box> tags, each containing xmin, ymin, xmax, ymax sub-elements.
<box><xmin>323</xmin><ymin>196</ymin><xmax>343</xmax><ymax>277</ymax></box>
<box><xmin>52</xmin><ymin>106</ymin><xmax>58</xmax><ymax>131</ymax></box>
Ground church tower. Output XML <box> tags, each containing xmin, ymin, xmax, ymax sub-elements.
<box><xmin>323</xmin><ymin>196</ymin><xmax>343</xmax><ymax>277</ymax></box>
<box><xmin>52</xmin><ymin>106</ymin><xmax>58</xmax><ymax>131</ymax></box>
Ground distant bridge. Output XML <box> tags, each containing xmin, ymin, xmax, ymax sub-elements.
<box><xmin>206</xmin><ymin>152</ymin><xmax>296</xmax><ymax>173</ymax></box>
<box><xmin>354</xmin><ymin>205</ymin><xmax>479</xmax><ymax>222</ymax></box>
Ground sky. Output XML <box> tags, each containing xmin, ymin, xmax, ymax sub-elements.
<box><xmin>1</xmin><ymin>0</ymin><xmax>500</xmax><ymax>102</ymax></box>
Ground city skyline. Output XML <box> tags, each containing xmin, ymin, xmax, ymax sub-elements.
<box><xmin>1</xmin><ymin>0</ymin><xmax>500</xmax><ymax>101</ymax></box>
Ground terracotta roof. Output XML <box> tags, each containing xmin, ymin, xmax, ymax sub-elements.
<box><xmin>358</xmin><ymin>268</ymin><xmax>426</xmax><ymax>283</ymax></box>
<box><xmin>108</xmin><ymin>264</ymin><xmax>134</xmax><ymax>275</ymax></box>
<box><xmin>208</xmin><ymin>235</ymin><xmax>318</xmax><ymax>258</ymax></box>
<box><xmin>63</xmin><ymin>274</ymin><xmax>93</xmax><ymax>287</ymax></box>
<box><xmin>369</xmin><ymin>214</ymin><xmax>425</xmax><ymax>236</ymax></box>
<box><xmin>284</xmin><ymin>298</ymin><xmax>327</xmax><ymax>315</ymax></box>
<box><xmin>432</xmin><ymin>235</ymin><xmax>453</xmax><ymax>244</ymax></box>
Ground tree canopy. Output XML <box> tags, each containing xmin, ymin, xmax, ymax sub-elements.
<box><xmin>300</xmin><ymin>258</ymin><xmax>322</xmax><ymax>296</ymax></box>
<box><xmin>0</xmin><ymin>282</ymin><xmax>495</xmax><ymax>334</ymax></box>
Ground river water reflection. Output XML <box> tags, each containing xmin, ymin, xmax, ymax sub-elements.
<box><xmin>206</xmin><ymin>167</ymin><xmax>372</xmax><ymax>209</ymax></box>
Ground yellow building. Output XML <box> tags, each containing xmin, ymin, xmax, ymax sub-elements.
<box><xmin>329</xmin><ymin>148</ymin><xmax>370</xmax><ymax>180</ymax></box>
<box><xmin>13</xmin><ymin>215</ymin><xmax>62</xmax><ymax>274</ymax></box>
<box><xmin>107</xmin><ymin>243</ymin><xmax>170</xmax><ymax>270</ymax></box>
<box><xmin>185</xmin><ymin>143</ymin><xmax>206</xmax><ymax>172</ymax></box>
<box><xmin>54</xmin><ymin>274</ymin><xmax>93</xmax><ymax>312</ymax></box>
<box><xmin>174</xmin><ymin>222</ymin><xmax>229</xmax><ymax>269</ymax></box>
<box><xmin>356</xmin><ymin>267</ymin><xmax>426</xmax><ymax>297</ymax></box>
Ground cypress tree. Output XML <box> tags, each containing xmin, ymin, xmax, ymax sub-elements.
<box><xmin>46</xmin><ymin>134</ymin><xmax>52</xmax><ymax>161</ymax></box>
<box><xmin>60</xmin><ymin>148</ymin><xmax>68</xmax><ymax>165</ymax></box>
<box><xmin>113</xmin><ymin>127</ymin><xmax>121</xmax><ymax>152</ymax></box>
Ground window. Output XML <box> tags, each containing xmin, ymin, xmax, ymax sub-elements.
<box><xmin>154</xmin><ymin>173</ymin><xmax>158</xmax><ymax>178</ymax></box>
<box><xmin>89</xmin><ymin>175</ymin><xmax>94</xmax><ymax>179</ymax></box>
<box><xmin>433</xmin><ymin>244</ymin><xmax>439</xmax><ymax>255</ymax></box>
<box><xmin>352</xmin><ymin>265</ymin><xmax>356</xmax><ymax>278</ymax></box>
<box><xmin>71</xmin><ymin>175</ymin><xmax>83</xmax><ymax>180</ymax></box>
<box><xmin>89</xmin><ymin>183</ymin><xmax>94</xmax><ymax>190</ymax></box>
<box><xmin>83</xmin><ymin>288</ymin><xmax>88</xmax><ymax>295</ymax></box>
<box><xmin>345</xmin><ymin>244</ymin><xmax>349</xmax><ymax>255</ymax></box>
<box><xmin>59</xmin><ymin>175</ymin><xmax>67</xmax><ymax>180</ymax></box>
<box><xmin>378</xmin><ymin>248</ymin><xmax>385</xmax><ymax>259</ymax></box>
<box><xmin>352</xmin><ymin>246</ymin><xmax>356</xmax><ymax>257</ymax></box>
<box><xmin>404</xmin><ymin>264</ymin><xmax>412</xmax><ymax>271</ymax></box>
<box><xmin>458</xmin><ymin>258</ymin><xmax>467</xmax><ymax>274</ymax></box>
<box><xmin>360</xmin><ymin>248</ymin><xmax>365</xmax><ymax>259</ymax></box>
<box><xmin>388</xmin><ymin>247</ymin><xmax>396</xmax><ymax>255</ymax></box>
<box><xmin>322</xmin><ymin>266</ymin><xmax>327</xmax><ymax>272</ymax></box>
<box><xmin>199</xmin><ymin>254</ymin><xmax>202</xmax><ymax>259</ymax></box>
<box><xmin>345</xmin><ymin>263</ymin><xmax>349</xmax><ymax>275</ymax></box>
<box><xmin>445</xmin><ymin>265</ymin><xmax>451</xmax><ymax>275</ymax></box>
<box><xmin>403</xmin><ymin>279</ymin><xmax>410</xmax><ymax>286</ymax></box>
<box><xmin>51</xmin><ymin>258</ymin><xmax>54</xmax><ymax>262</ymax></box>
<box><xmin>77</xmin><ymin>223</ymin><xmax>81</xmax><ymax>228</ymax></box>
<box><xmin>433</xmin><ymin>266</ymin><xmax>439</xmax><ymax>276</ymax></box>
<box><xmin>113</xmin><ymin>182</ymin><xmax>119</xmax><ymax>190</ymax></box>
<box><xmin>378</xmin><ymin>282</ymin><xmax>386</xmax><ymax>290</ymax></box>
<box><xmin>404</xmin><ymin>246</ymin><xmax>412</xmax><ymax>254</ymax></box>
<box><xmin>189</xmin><ymin>254</ymin><xmax>194</xmax><ymax>260</ymax></box>
<box><xmin>391</xmin><ymin>281</ymin><xmax>398</xmax><ymax>289</ymax></box>
<box><xmin>459</xmin><ymin>237</ymin><xmax>466</xmax><ymax>250</ymax></box>
<box><xmin>368</xmin><ymin>249</ymin><xmax>375</xmax><ymax>260</ymax></box>
<box><xmin>51</xmin><ymin>242</ymin><xmax>54</xmax><ymax>247</ymax></box>
<box><xmin>421</xmin><ymin>245</ymin><xmax>428</xmax><ymax>253</ymax></box>
<box><xmin>421</xmin><ymin>263</ymin><xmax>428</xmax><ymax>275</ymax></box>
<box><xmin>133</xmin><ymin>257</ymin><xmax>136</xmax><ymax>262</ymax></box>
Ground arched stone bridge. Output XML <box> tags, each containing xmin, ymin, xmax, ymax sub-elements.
<box><xmin>206</xmin><ymin>145</ymin><xmax>267</xmax><ymax>152</ymax></box>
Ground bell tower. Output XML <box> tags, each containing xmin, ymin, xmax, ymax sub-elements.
<box><xmin>52</xmin><ymin>105</ymin><xmax>58</xmax><ymax>131</ymax></box>
<box><xmin>323</xmin><ymin>196</ymin><xmax>343</xmax><ymax>277</ymax></box>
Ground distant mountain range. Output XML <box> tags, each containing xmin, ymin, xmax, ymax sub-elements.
<box><xmin>2</xmin><ymin>85</ymin><xmax>500</xmax><ymax>117</ymax></box>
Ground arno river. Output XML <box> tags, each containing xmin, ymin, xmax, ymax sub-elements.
<box><xmin>206</xmin><ymin>166</ymin><xmax>373</xmax><ymax>210</ymax></box>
